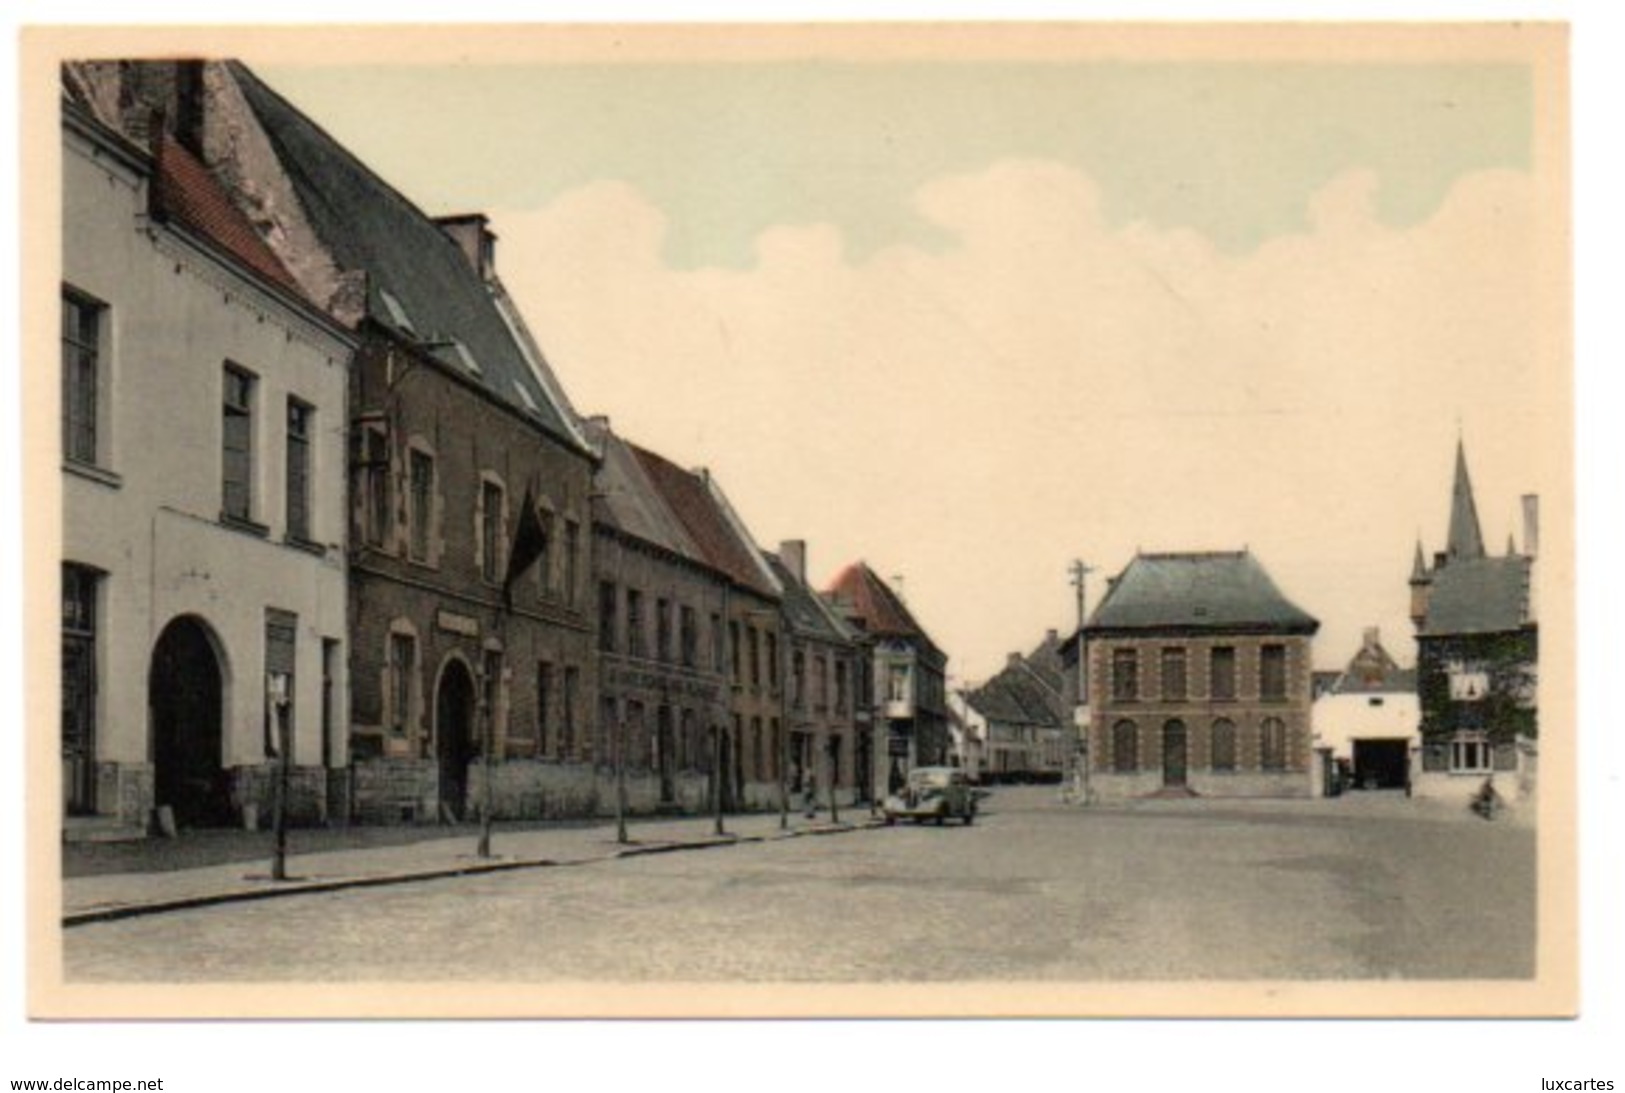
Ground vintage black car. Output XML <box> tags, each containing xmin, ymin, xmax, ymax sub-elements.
<box><xmin>883</xmin><ymin>766</ymin><xmax>978</xmax><ymax>826</ymax></box>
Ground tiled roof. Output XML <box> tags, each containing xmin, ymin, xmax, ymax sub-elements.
<box><xmin>226</xmin><ymin>63</ymin><xmax>585</xmax><ymax>451</ymax></box>
<box><xmin>587</xmin><ymin>425</ymin><xmax>706</xmax><ymax>565</ymax></box>
<box><xmin>1421</xmin><ymin>556</ymin><xmax>1532</xmax><ymax>637</ymax></box>
<box><xmin>155</xmin><ymin>132</ymin><xmax>306</xmax><ymax>300</ymax></box>
<box><xmin>826</xmin><ymin>562</ymin><xmax>940</xmax><ymax>651</ymax></box>
<box><xmin>1086</xmin><ymin>551</ymin><xmax>1318</xmax><ymax>633</ymax></box>
<box><xmin>630</xmin><ymin>445</ymin><xmax>779</xmax><ymax>600</ymax></box>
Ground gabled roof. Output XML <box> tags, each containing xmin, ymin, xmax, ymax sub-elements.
<box><xmin>225</xmin><ymin>63</ymin><xmax>587</xmax><ymax>453</ymax></box>
<box><xmin>826</xmin><ymin>562</ymin><xmax>941</xmax><ymax>654</ymax></box>
<box><xmin>1421</xmin><ymin>555</ymin><xmax>1533</xmax><ymax>637</ymax></box>
<box><xmin>154</xmin><ymin>132</ymin><xmax>307</xmax><ymax>300</ymax></box>
<box><xmin>631</xmin><ymin>445</ymin><xmax>779</xmax><ymax>600</ymax></box>
<box><xmin>1023</xmin><ymin>631</ymin><xmax>1066</xmax><ymax>695</ymax></box>
<box><xmin>967</xmin><ymin>659</ymin><xmax>1064</xmax><ymax>728</ymax></box>
<box><xmin>1085</xmin><ymin>551</ymin><xmax>1318</xmax><ymax>634</ymax></box>
<box><xmin>765</xmin><ymin>554</ymin><xmax>853</xmax><ymax>645</ymax></box>
<box><xmin>587</xmin><ymin>424</ymin><xmax>706</xmax><ymax>565</ymax></box>
<box><xmin>1327</xmin><ymin>631</ymin><xmax>1416</xmax><ymax>695</ymax></box>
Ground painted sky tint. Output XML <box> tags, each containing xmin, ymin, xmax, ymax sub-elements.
<box><xmin>253</xmin><ymin>51</ymin><xmax>1558</xmax><ymax>683</ymax></box>
<box><xmin>261</xmin><ymin>61</ymin><xmax>1530</xmax><ymax>264</ymax></box>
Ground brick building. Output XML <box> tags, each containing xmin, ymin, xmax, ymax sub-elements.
<box><xmin>634</xmin><ymin>449</ymin><xmax>786</xmax><ymax>812</ymax></box>
<box><xmin>766</xmin><ymin>542</ymin><xmax>863</xmax><ymax>807</ymax></box>
<box><xmin>1409</xmin><ymin>442</ymin><xmax>1538</xmax><ymax>801</ymax></box>
<box><xmin>827</xmin><ymin>563</ymin><xmax>949</xmax><ymax>799</ymax></box>
<box><xmin>587</xmin><ymin>421</ymin><xmax>731</xmax><ymax>815</ymax></box>
<box><xmin>60</xmin><ymin>78</ymin><xmax>356</xmax><ymax>836</ymax></box>
<box><xmin>1083</xmin><ymin>551</ymin><xmax>1319</xmax><ymax>798</ymax></box>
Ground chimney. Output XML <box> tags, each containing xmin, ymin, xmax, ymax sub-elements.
<box><xmin>1362</xmin><ymin>627</ymin><xmax>1380</xmax><ymax>653</ymax></box>
<box><xmin>1521</xmin><ymin>494</ymin><xmax>1539</xmax><ymax>557</ymax></box>
<box><xmin>1008</xmin><ymin>653</ymin><xmax>1024</xmax><ymax>669</ymax></box>
<box><xmin>1046</xmin><ymin>628</ymin><xmax>1058</xmax><ymax>642</ymax></box>
<box><xmin>779</xmin><ymin>540</ymin><xmax>807</xmax><ymax>584</ymax></box>
<box><xmin>435</xmin><ymin>214</ymin><xmax>497</xmax><ymax>282</ymax></box>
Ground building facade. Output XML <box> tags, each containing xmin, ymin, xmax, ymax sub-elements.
<box><xmin>633</xmin><ymin>448</ymin><xmax>786</xmax><ymax>813</ymax></box>
<box><xmin>766</xmin><ymin>542</ymin><xmax>862</xmax><ymax>807</ymax></box>
<box><xmin>1083</xmin><ymin>551</ymin><xmax>1319</xmax><ymax>799</ymax></box>
<box><xmin>1310</xmin><ymin>627</ymin><xmax>1419</xmax><ymax>793</ymax></box>
<box><xmin>1409</xmin><ymin>443</ymin><xmax>1538</xmax><ymax>801</ymax></box>
<box><xmin>588</xmin><ymin>422</ymin><xmax>731</xmax><ymax>815</ymax></box>
<box><xmin>826</xmin><ymin>563</ymin><xmax>950</xmax><ymax>799</ymax></box>
<box><xmin>963</xmin><ymin>632</ymin><xmax>1070</xmax><ymax>784</ymax></box>
<box><xmin>61</xmin><ymin>86</ymin><xmax>355</xmax><ymax>834</ymax></box>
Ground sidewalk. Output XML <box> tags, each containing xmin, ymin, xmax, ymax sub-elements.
<box><xmin>62</xmin><ymin>810</ymin><xmax>883</xmax><ymax>927</ymax></box>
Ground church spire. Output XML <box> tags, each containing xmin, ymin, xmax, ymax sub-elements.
<box><xmin>1446</xmin><ymin>438</ymin><xmax>1486</xmax><ymax>562</ymax></box>
<box><xmin>1411</xmin><ymin>538</ymin><xmax>1428</xmax><ymax>580</ymax></box>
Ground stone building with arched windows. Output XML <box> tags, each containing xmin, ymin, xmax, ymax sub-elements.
<box><xmin>1079</xmin><ymin>551</ymin><xmax>1319</xmax><ymax>799</ymax></box>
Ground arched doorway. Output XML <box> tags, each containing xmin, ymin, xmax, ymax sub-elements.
<box><xmin>149</xmin><ymin>615</ymin><xmax>230</xmax><ymax>828</ymax></box>
<box><xmin>1162</xmin><ymin>720</ymin><xmax>1188</xmax><ymax>787</ymax></box>
<box><xmin>436</xmin><ymin>658</ymin><xmax>477</xmax><ymax>821</ymax></box>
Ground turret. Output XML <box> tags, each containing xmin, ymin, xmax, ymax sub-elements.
<box><xmin>1409</xmin><ymin>538</ymin><xmax>1432</xmax><ymax>631</ymax></box>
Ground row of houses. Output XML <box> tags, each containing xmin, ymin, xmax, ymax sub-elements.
<box><xmin>952</xmin><ymin>441</ymin><xmax>1538</xmax><ymax>802</ymax></box>
<box><xmin>59</xmin><ymin>59</ymin><xmax>950</xmax><ymax>838</ymax></box>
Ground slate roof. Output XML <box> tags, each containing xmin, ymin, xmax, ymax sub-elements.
<box><xmin>227</xmin><ymin>63</ymin><xmax>585</xmax><ymax>451</ymax></box>
<box><xmin>826</xmin><ymin>563</ymin><xmax>942</xmax><ymax>654</ymax></box>
<box><xmin>1024</xmin><ymin>631</ymin><xmax>1067</xmax><ymax>696</ymax></box>
<box><xmin>1446</xmin><ymin>439</ymin><xmax>1487</xmax><ymax>562</ymax></box>
<box><xmin>586</xmin><ymin>424</ymin><xmax>706</xmax><ymax>566</ymax></box>
<box><xmin>154</xmin><ymin>132</ymin><xmax>308</xmax><ymax>300</ymax></box>
<box><xmin>630</xmin><ymin>445</ymin><xmax>779</xmax><ymax>600</ymax></box>
<box><xmin>1085</xmin><ymin>551</ymin><xmax>1318</xmax><ymax>634</ymax></box>
<box><xmin>967</xmin><ymin>659</ymin><xmax>1064</xmax><ymax>728</ymax></box>
<box><xmin>765</xmin><ymin>555</ymin><xmax>852</xmax><ymax>645</ymax></box>
<box><xmin>1421</xmin><ymin>555</ymin><xmax>1533</xmax><ymax>637</ymax></box>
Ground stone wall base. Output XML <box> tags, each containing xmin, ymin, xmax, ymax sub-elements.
<box><xmin>1090</xmin><ymin>769</ymin><xmax>1312</xmax><ymax>799</ymax></box>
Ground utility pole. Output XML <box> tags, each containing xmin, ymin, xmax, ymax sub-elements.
<box><xmin>1068</xmin><ymin>559</ymin><xmax>1094</xmax><ymax>806</ymax></box>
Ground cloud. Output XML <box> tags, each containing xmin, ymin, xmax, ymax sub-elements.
<box><xmin>493</xmin><ymin>160</ymin><xmax>1553</xmax><ymax>680</ymax></box>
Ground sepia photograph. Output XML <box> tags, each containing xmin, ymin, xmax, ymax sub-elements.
<box><xmin>16</xmin><ymin>15</ymin><xmax>1589</xmax><ymax>1036</ymax></box>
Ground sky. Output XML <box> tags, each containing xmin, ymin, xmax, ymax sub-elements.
<box><xmin>255</xmin><ymin>37</ymin><xmax>1563</xmax><ymax>685</ymax></box>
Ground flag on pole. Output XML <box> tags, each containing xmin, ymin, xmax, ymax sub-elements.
<box><xmin>502</xmin><ymin>482</ymin><xmax>547</xmax><ymax>608</ymax></box>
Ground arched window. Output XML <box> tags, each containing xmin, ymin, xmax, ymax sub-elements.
<box><xmin>1211</xmin><ymin>718</ymin><xmax>1237</xmax><ymax>771</ymax></box>
<box><xmin>1260</xmin><ymin>716</ymin><xmax>1288</xmax><ymax>771</ymax></box>
<box><xmin>1112</xmin><ymin>719</ymin><xmax>1138</xmax><ymax>773</ymax></box>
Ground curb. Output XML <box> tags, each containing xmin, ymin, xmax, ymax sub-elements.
<box><xmin>63</xmin><ymin>819</ymin><xmax>883</xmax><ymax>928</ymax></box>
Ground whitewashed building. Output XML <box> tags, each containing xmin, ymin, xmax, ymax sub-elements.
<box><xmin>61</xmin><ymin>84</ymin><xmax>354</xmax><ymax>835</ymax></box>
<box><xmin>1310</xmin><ymin>628</ymin><xmax>1419</xmax><ymax>793</ymax></box>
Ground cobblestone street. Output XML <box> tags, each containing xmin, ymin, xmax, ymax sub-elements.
<box><xmin>63</xmin><ymin>788</ymin><xmax>1535</xmax><ymax>983</ymax></box>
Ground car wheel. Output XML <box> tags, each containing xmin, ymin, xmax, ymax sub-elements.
<box><xmin>964</xmin><ymin>811</ymin><xmax>975</xmax><ymax>826</ymax></box>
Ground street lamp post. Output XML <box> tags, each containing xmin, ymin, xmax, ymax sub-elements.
<box><xmin>615</xmin><ymin>711</ymin><xmax>629</xmax><ymax>844</ymax></box>
<box><xmin>827</xmin><ymin>733</ymin><xmax>840</xmax><ymax>825</ymax></box>
<box><xmin>711</xmin><ymin>723</ymin><xmax>726</xmax><ymax>837</ymax></box>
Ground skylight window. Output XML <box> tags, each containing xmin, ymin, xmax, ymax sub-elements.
<box><xmin>378</xmin><ymin>288</ymin><xmax>416</xmax><ymax>335</ymax></box>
